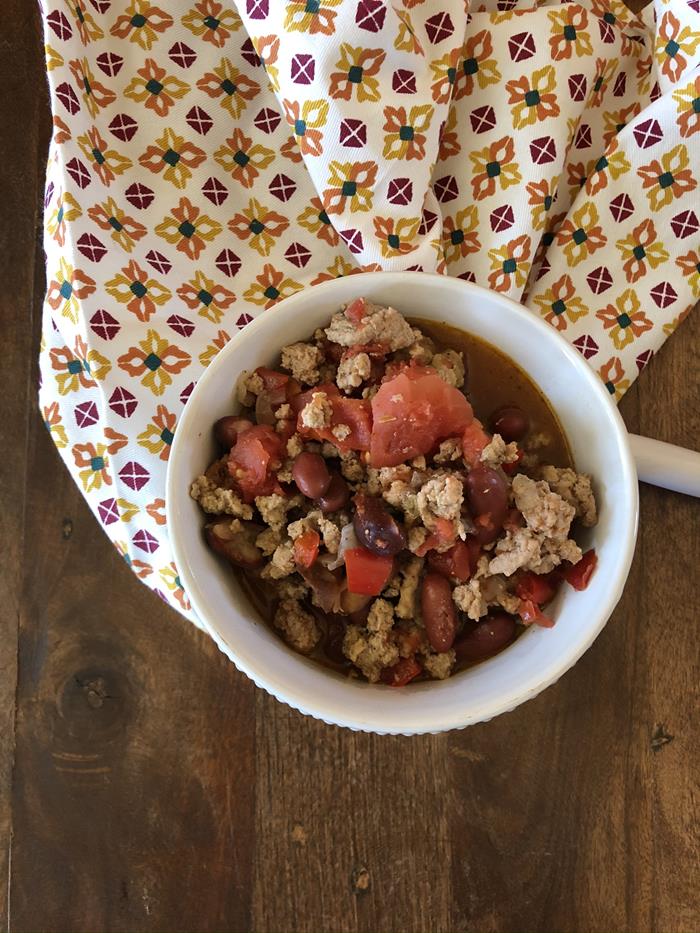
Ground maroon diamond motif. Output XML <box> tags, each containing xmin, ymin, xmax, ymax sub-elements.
<box><xmin>98</xmin><ymin>498</ymin><xmax>119</xmax><ymax>526</ymax></box>
<box><xmin>241</xmin><ymin>38</ymin><xmax>261</xmax><ymax>67</ymax></box>
<box><xmin>613</xmin><ymin>72</ymin><xmax>626</xmax><ymax>97</ymax></box>
<box><xmin>406</xmin><ymin>265</ymin><xmax>424</xmax><ymax>273</ymax></box>
<box><xmin>569</xmin><ymin>74</ymin><xmax>587</xmax><ymax>102</ymax></box>
<box><xmin>167</xmin><ymin>314</ymin><xmax>196</xmax><ymax>337</ymax></box>
<box><xmin>119</xmin><ymin>461</ymin><xmax>150</xmax><ymax>491</ymax></box>
<box><xmin>419</xmin><ymin>209</ymin><xmax>438</xmax><ymax>236</ymax></box>
<box><xmin>490</xmin><ymin>205</ymin><xmax>515</xmax><ymax>233</ymax></box>
<box><xmin>392</xmin><ymin>69</ymin><xmax>416</xmax><ymax>94</ymax></box>
<box><xmin>66</xmin><ymin>157</ymin><xmax>91</xmax><ymax>189</ymax></box>
<box><xmin>340</xmin><ymin>229</ymin><xmax>364</xmax><ymax>255</ymax></box>
<box><xmin>636</xmin><ymin>349</ymin><xmax>653</xmax><ymax>371</ymax></box>
<box><xmin>650</xmin><ymin>81</ymin><xmax>662</xmax><ymax>103</ymax></box>
<box><xmin>425</xmin><ymin>11</ymin><xmax>454</xmax><ymax>43</ymax></box>
<box><xmin>254</xmin><ymin>107</ymin><xmax>282</xmax><ymax>134</ymax></box>
<box><xmin>109</xmin><ymin>386</ymin><xmax>137</xmax><ymax>417</ymax></box>
<box><xmin>75</xmin><ymin>401</ymin><xmax>99</xmax><ymax>428</ymax></box>
<box><xmin>88</xmin><ymin>0</ymin><xmax>111</xmax><ymax>11</ymax></box>
<box><xmin>508</xmin><ymin>32</ymin><xmax>536</xmax><ymax>62</ymax></box>
<box><xmin>434</xmin><ymin>175</ymin><xmax>459</xmax><ymax>203</ymax></box>
<box><xmin>573</xmin><ymin>334</ymin><xmax>599</xmax><ymax>359</ymax></box>
<box><xmin>458</xmin><ymin>270</ymin><xmax>477</xmax><ymax>283</ymax></box>
<box><xmin>169</xmin><ymin>42</ymin><xmax>197</xmax><ymax>68</ymax></box>
<box><xmin>47</xmin><ymin>10</ymin><xmax>72</xmax><ymax>39</ymax></box>
<box><xmin>202</xmin><ymin>176</ymin><xmax>228</xmax><ymax>206</ymax></box>
<box><xmin>339</xmin><ymin>118</ymin><xmax>366</xmax><ymax>148</ymax></box>
<box><xmin>530</xmin><ymin>136</ymin><xmax>556</xmax><ymax>165</ymax></box>
<box><xmin>536</xmin><ymin>256</ymin><xmax>551</xmax><ymax>281</ymax></box>
<box><xmin>670</xmin><ymin>210</ymin><xmax>700</xmax><ymax>239</ymax></box>
<box><xmin>387</xmin><ymin>178</ymin><xmax>413</xmax><ymax>205</ymax></box>
<box><xmin>96</xmin><ymin>52</ymin><xmax>123</xmax><ymax>77</ymax></box>
<box><xmin>269</xmin><ymin>173</ymin><xmax>296</xmax><ymax>202</ymax></box>
<box><xmin>109</xmin><ymin>113</ymin><xmax>138</xmax><ymax>142</ymax></box>
<box><xmin>145</xmin><ymin>249</ymin><xmax>172</xmax><ymax>274</ymax></box>
<box><xmin>609</xmin><ymin>193</ymin><xmax>635</xmax><ymax>222</ymax></box>
<box><xmin>133</xmin><ymin>530</ymin><xmax>159</xmax><ymax>554</ymax></box>
<box><xmin>56</xmin><ymin>82</ymin><xmax>80</xmax><ymax>115</ymax></box>
<box><xmin>598</xmin><ymin>16</ymin><xmax>615</xmax><ymax>43</ymax></box>
<box><xmin>688</xmin><ymin>0</ymin><xmax>699</xmax><ymax>12</ymax></box>
<box><xmin>650</xmin><ymin>281</ymin><xmax>678</xmax><ymax>308</ymax></box>
<box><xmin>90</xmin><ymin>310</ymin><xmax>121</xmax><ymax>341</ymax></box>
<box><xmin>574</xmin><ymin>124</ymin><xmax>592</xmax><ymax>149</ymax></box>
<box><xmin>76</xmin><ymin>232</ymin><xmax>107</xmax><ymax>263</ymax></box>
<box><xmin>285</xmin><ymin>242</ymin><xmax>312</xmax><ymax>268</ymax></box>
<box><xmin>180</xmin><ymin>382</ymin><xmax>195</xmax><ymax>406</ymax></box>
<box><xmin>186</xmin><ymin>106</ymin><xmax>213</xmax><ymax>135</ymax></box>
<box><xmin>215</xmin><ymin>249</ymin><xmax>242</xmax><ymax>278</ymax></box>
<box><xmin>356</xmin><ymin>0</ymin><xmax>387</xmax><ymax>32</ymax></box>
<box><xmin>44</xmin><ymin>182</ymin><xmax>54</xmax><ymax>209</ymax></box>
<box><xmin>247</xmin><ymin>0</ymin><xmax>268</xmax><ymax>18</ymax></box>
<box><xmin>236</xmin><ymin>314</ymin><xmax>253</xmax><ymax>329</ymax></box>
<box><xmin>586</xmin><ymin>266</ymin><xmax>613</xmax><ymax>294</ymax></box>
<box><xmin>291</xmin><ymin>53</ymin><xmax>315</xmax><ymax>85</ymax></box>
<box><xmin>470</xmin><ymin>105</ymin><xmax>496</xmax><ymax>135</ymax></box>
<box><xmin>633</xmin><ymin>118</ymin><xmax>663</xmax><ymax>149</ymax></box>
<box><xmin>125</xmin><ymin>182</ymin><xmax>154</xmax><ymax>209</ymax></box>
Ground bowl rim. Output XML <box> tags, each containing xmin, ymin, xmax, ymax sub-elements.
<box><xmin>166</xmin><ymin>271</ymin><xmax>639</xmax><ymax>734</ymax></box>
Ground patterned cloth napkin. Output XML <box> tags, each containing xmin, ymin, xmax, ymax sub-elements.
<box><xmin>39</xmin><ymin>0</ymin><xmax>699</xmax><ymax>621</ymax></box>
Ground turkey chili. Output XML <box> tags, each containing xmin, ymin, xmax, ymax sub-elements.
<box><xmin>190</xmin><ymin>299</ymin><xmax>598</xmax><ymax>685</ymax></box>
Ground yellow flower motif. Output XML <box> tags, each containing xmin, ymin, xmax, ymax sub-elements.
<box><xmin>394</xmin><ymin>10</ymin><xmax>423</xmax><ymax>54</ymax></box>
<box><xmin>45</xmin><ymin>45</ymin><xmax>64</xmax><ymax>70</ymax></box>
<box><xmin>72</xmin><ymin>1</ymin><xmax>104</xmax><ymax>44</ymax></box>
<box><xmin>311</xmin><ymin>256</ymin><xmax>362</xmax><ymax>285</ymax></box>
<box><xmin>252</xmin><ymin>35</ymin><xmax>280</xmax><ymax>91</ymax></box>
<box><xmin>584</xmin><ymin>140</ymin><xmax>631</xmax><ymax>196</ymax></box>
<box><xmin>106</xmin><ymin>260</ymin><xmax>172</xmax><ymax>322</ymax></box>
<box><xmin>196</xmin><ymin>58</ymin><xmax>260</xmax><ymax>119</ymax></box>
<box><xmin>616</xmin><ymin>219</ymin><xmax>669</xmax><ymax>284</ymax></box>
<box><xmin>531</xmin><ymin>274</ymin><xmax>587</xmax><ymax>331</ymax></box>
<box><xmin>282</xmin><ymin>98</ymin><xmax>328</xmax><ymax>157</ymax></box>
<box><xmin>525</xmin><ymin>177</ymin><xmax>557</xmax><ymax>231</ymax></box>
<box><xmin>442</xmin><ymin>206</ymin><xmax>480</xmax><ymax>265</ymax></box>
<box><xmin>506</xmin><ymin>65</ymin><xmax>559</xmax><ymax>130</ymax></box>
<box><xmin>322</xmin><ymin>161</ymin><xmax>377</xmax><ymax>214</ymax></box>
<box><xmin>373</xmin><ymin>216</ymin><xmax>421</xmax><ymax>258</ymax></box>
<box><xmin>228</xmin><ymin>198</ymin><xmax>290</xmax><ymax>258</ymax></box>
<box><xmin>598</xmin><ymin>357</ymin><xmax>630</xmax><ymax>401</ymax></box>
<box><xmin>69</xmin><ymin>58</ymin><xmax>116</xmax><ymax>118</ymax></box>
<box><xmin>243</xmin><ymin>264</ymin><xmax>303</xmax><ymax>309</ymax></box>
<box><xmin>663</xmin><ymin>309</ymin><xmax>691</xmax><ymax>337</ymax></box>
<box><xmin>676</xmin><ymin>249</ymin><xmax>700</xmax><ymax>297</ymax></box>
<box><xmin>139</xmin><ymin>127</ymin><xmax>206</xmax><ymax>190</ymax></box>
<box><xmin>42</xmin><ymin>402</ymin><xmax>68</xmax><ymax>448</ymax></box>
<box><xmin>46</xmin><ymin>191</ymin><xmax>82</xmax><ymax>247</ymax></box>
<box><xmin>159</xmin><ymin>563</ymin><xmax>191</xmax><ymax>611</ymax></box>
<box><xmin>115</xmin><ymin>499</ymin><xmax>140</xmax><ymax>522</ymax></box>
<box><xmin>637</xmin><ymin>143</ymin><xmax>697</xmax><ymax>210</ymax></box>
<box><xmin>181</xmin><ymin>1</ymin><xmax>241</xmax><ymax>47</ymax></box>
<box><xmin>155</xmin><ymin>198</ymin><xmax>222</xmax><ymax>260</ymax></box>
<box><xmin>297</xmin><ymin>197</ymin><xmax>339</xmax><ymax>246</ymax></box>
<box><xmin>50</xmin><ymin>336</ymin><xmax>111</xmax><ymax>395</ymax></box>
<box><xmin>214</xmin><ymin>128</ymin><xmax>274</xmax><ymax>187</ymax></box>
<box><xmin>117</xmin><ymin>330</ymin><xmax>191</xmax><ymax>397</ymax></box>
<box><xmin>383</xmin><ymin>104</ymin><xmax>434</xmax><ymax>161</ymax></box>
<box><xmin>328</xmin><ymin>45</ymin><xmax>385</xmax><ymax>103</ymax></box>
<box><xmin>590</xmin><ymin>57</ymin><xmax>619</xmax><ymax>107</ymax></box>
<box><xmin>596</xmin><ymin>289</ymin><xmax>653</xmax><ymax>350</ymax></box>
<box><xmin>110</xmin><ymin>0</ymin><xmax>174</xmax><ymax>50</ymax></box>
<box><xmin>284</xmin><ymin>0</ymin><xmax>341</xmax><ymax>35</ymax></box>
<box><xmin>87</xmin><ymin>197</ymin><xmax>147</xmax><ymax>253</ymax></box>
<box><xmin>137</xmin><ymin>405</ymin><xmax>177</xmax><ymax>460</ymax></box>
<box><xmin>72</xmin><ymin>430</ymin><xmax>126</xmax><ymax>494</ymax></box>
<box><xmin>469</xmin><ymin>135</ymin><xmax>521</xmax><ymax>201</ymax></box>
<box><xmin>177</xmin><ymin>271</ymin><xmax>236</xmax><ymax>323</ymax></box>
<box><xmin>673</xmin><ymin>75</ymin><xmax>700</xmax><ymax>139</ymax></box>
<box><xmin>77</xmin><ymin>126</ymin><xmax>133</xmax><ymax>187</ymax></box>
<box><xmin>654</xmin><ymin>11</ymin><xmax>700</xmax><ymax>84</ymax></box>
<box><xmin>548</xmin><ymin>5</ymin><xmax>592</xmax><ymax>60</ymax></box>
<box><xmin>556</xmin><ymin>201</ymin><xmax>607</xmax><ymax>267</ymax></box>
<box><xmin>45</xmin><ymin>258</ymin><xmax>96</xmax><ymax>325</ymax></box>
<box><xmin>199</xmin><ymin>330</ymin><xmax>231</xmax><ymax>368</ymax></box>
<box><xmin>487</xmin><ymin>235</ymin><xmax>531</xmax><ymax>293</ymax></box>
<box><xmin>124</xmin><ymin>58</ymin><xmax>189</xmax><ymax>117</ymax></box>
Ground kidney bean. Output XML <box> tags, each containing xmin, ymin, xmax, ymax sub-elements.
<box><xmin>315</xmin><ymin>473</ymin><xmax>350</xmax><ymax>513</ymax></box>
<box><xmin>353</xmin><ymin>493</ymin><xmax>406</xmax><ymax>557</ymax></box>
<box><xmin>464</xmin><ymin>465</ymin><xmax>509</xmax><ymax>544</ymax></box>
<box><xmin>205</xmin><ymin>520</ymin><xmax>263</xmax><ymax>569</ymax></box>
<box><xmin>292</xmin><ymin>451</ymin><xmax>332</xmax><ymax>499</ymax></box>
<box><xmin>421</xmin><ymin>572</ymin><xmax>458</xmax><ymax>653</ymax></box>
<box><xmin>214</xmin><ymin>416</ymin><xmax>253</xmax><ymax>451</ymax></box>
<box><xmin>489</xmin><ymin>405</ymin><xmax>530</xmax><ymax>443</ymax></box>
<box><xmin>454</xmin><ymin>612</ymin><xmax>516</xmax><ymax>663</ymax></box>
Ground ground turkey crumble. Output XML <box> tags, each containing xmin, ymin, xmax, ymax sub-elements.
<box><xmin>193</xmin><ymin>298</ymin><xmax>598</xmax><ymax>684</ymax></box>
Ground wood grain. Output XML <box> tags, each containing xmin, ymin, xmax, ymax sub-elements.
<box><xmin>3</xmin><ymin>4</ymin><xmax>699</xmax><ymax>932</ymax></box>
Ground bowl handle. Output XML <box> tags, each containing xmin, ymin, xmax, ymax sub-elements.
<box><xmin>629</xmin><ymin>434</ymin><xmax>700</xmax><ymax>498</ymax></box>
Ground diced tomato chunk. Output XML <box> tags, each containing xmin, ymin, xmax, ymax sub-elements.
<box><xmin>227</xmin><ymin>424</ymin><xmax>283</xmax><ymax>502</ymax></box>
<box><xmin>515</xmin><ymin>571</ymin><xmax>558</xmax><ymax>605</ymax></box>
<box><xmin>563</xmin><ymin>549</ymin><xmax>598</xmax><ymax>591</ymax></box>
<box><xmin>293</xmin><ymin>530</ymin><xmax>320</xmax><ymax>570</ymax></box>
<box><xmin>502</xmin><ymin>447</ymin><xmax>524</xmax><ymax>476</ymax></box>
<box><xmin>427</xmin><ymin>540</ymin><xmax>473</xmax><ymax>582</ymax></box>
<box><xmin>344</xmin><ymin>297</ymin><xmax>367</xmax><ymax>324</ymax></box>
<box><xmin>518</xmin><ymin>599</ymin><xmax>555</xmax><ymax>628</ymax></box>
<box><xmin>344</xmin><ymin>547</ymin><xmax>393</xmax><ymax>596</ymax></box>
<box><xmin>370</xmin><ymin>369</ymin><xmax>473</xmax><ymax>467</ymax></box>
<box><xmin>294</xmin><ymin>384</ymin><xmax>372</xmax><ymax>452</ymax></box>
<box><xmin>380</xmin><ymin>656</ymin><xmax>422</xmax><ymax>687</ymax></box>
<box><xmin>461</xmin><ymin>417</ymin><xmax>492</xmax><ymax>468</ymax></box>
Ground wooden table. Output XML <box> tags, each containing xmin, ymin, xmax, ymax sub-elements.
<box><xmin>2</xmin><ymin>5</ymin><xmax>698</xmax><ymax>931</ymax></box>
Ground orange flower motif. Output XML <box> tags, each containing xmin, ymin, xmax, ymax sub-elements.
<box><xmin>297</xmin><ymin>197</ymin><xmax>340</xmax><ymax>246</ymax></box>
<box><xmin>442</xmin><ymin>207</ymin><xmax>480</xmax><ymax>265</ymax></box>
<box><xmin>118</xmin><ymin>329</ymin><xmax>191</xmax><ymax>397</ymax></box>
<box><xmin>506</xmin><ymin>66</ymin><xmax>559</xmax><ymax>129</ymax></box>
<box><xmin>556</xmin><ymin>202</ymin><xmax>607</xmax><ymax>267</ymax></box>
<box><xmin>46</xmin><ymin>191</ymin><xmax>82</xmax><ymax>247</ymax></box>
<box><xmin>182</xmin><ymin>0</ymin><xmax>241</xmax><ymax>47</ymax></box>
<box><xmin>430</xmin><ymin>47</ymin><xmax>461</xmax><ymax>104</ymax></box>
<box><xmin>87</xmin><ymin>197</ymin><xmax>147</xmax><ymax>253</ymax></box>
<box><xmin>124</xmin><ymin>58</ymin><xmax>189</xmax><ymax>117</ymax></box>
<box><xmin>328</xmin><ymin>44</ymin><xmax>385</xmax><ymax>102</ymax></box>
<box><xmin>548</xmin><ymin>5</ymin><xmax>592</xmax><ymax>61</ymax></box>
<box><xmin>676</xmin><ymin>249</ymin><xmax>700</xmax><ymax>297</ymax></box>
<box><xmin>598</xmin><ymin>357</ymin><xmax>630</xmax><ymax>401</ymax></box>
<box><xmin>252</xmin><ymin>34</ymin><xmax>280</xmax><ymax>90</ymax></box>
<box><xmin>566</xmin><ymin>159</ymin><xmax>590</xmax><ymax>203</ymax></box>
<box><xmin>282</xmin><ymin>99</ymin><xmax>328</xmax><ymax>157</ymax></box>
<box><xmin>228</xmin><ymin>198</ymin><xmax>289</xmax><ymax>257</ymax></box>
<box><xmin>46</xmin><ymin>258</ymin><xmax>96</xmax><ymax>325</ymax></box>
<box><xmin>110</xmin><ymin>0</ymin><xmax>173</xmax><ymax>50</ymax></box>
<box><xmin>531</xmin><ymin>274</ymin><xmax>587</xmax><ymax>331</ymax></box>
<box><xmin>52</xmin><ymin>115</ymin><xmax>71</xmax><ymax>144</ymax></box>
<box><xmin>438</xmin><ymin>105</ymin><xmax>460</xmax><ymax>161</ymax></box>
<box><xmin>49</xmin><ymin>335</ymin><xmax>110</xmax><ymax>395</ymax></box>
<box><xmin>72</xmin><ymin>429</ymin><xmax>127</xmax><ymax>493</ymax></box>
<box><xmin>526</xmin><ymin>178</ymin><xmax>556</xmax><ymax>232</ymax></box>
<box><xmin>159</xmin><ymin>563</ymin><xmax>191</xmax><ymax>611</ymax></box>
<box><xmin>487</xmin><ymin>235</ymin><xmax>531</xmax><ymax>293</ymax></box>
<box><xmin>311</xmin><ymin>256</ymin><xmax>362</xmax><ymax>285</ymax></box>
<box><xmin>199</xmin><ymin>330</ymin><xmax>231</xmax><ymax>368</ymax></box>
<box><xmin>383</xmin><ymin>105</ymin><xmax>434</xmax><ymax>161</ymax></box>
<box><xmin>71</xmin><ymin>0</ymin><xmax>104</xmax><ymax>44</ymax></box>
<box><xmin>322</xmin><ymin>160</ymin><xmax>377</xmax><ymax>215</ymax></box>
<box><xmin>585</xmin><ymin>138</ymin><xmax>631</xmax><ymax>196</ymax></box>
<box><xmin>601</xmin><ymin>103</ymin><xmax>641</xmax><ymax>148</ymax></box>
<box><xmin>469</xmin><ymin>135</ymin><xmax>521</xmax><ymax>201</ymax></box>
<box><xmin>243</xmin><ymin>264</ymin><xmax>303</xmax><ymax>309</ymax></box>
<box><xmin>68</xmin><ymin>58</ymin><xmax>116</xmax><ymax>117</ymax></box>
<box><xmin>596</xmin><ymin>289</ymin><xmax>653</xmax><ymax>350</ymax></box>
<box><xmin>138</xmin><ymin>405</ymin><xmax>177</xmax><ymax>460</ymax></box>
<box><xmin>139</xmin><ymin>128</ymin><xmax>205</xmax><ymax>190</ymax></box>
<box><xmin>673</xmin><ymin>75</ymin><xmax>700</xmax><ymax>139</ymax></box>
<box><xmin>105</xmin><ymin>260</ymin><xmax>172</xmax><ymax>321</ymax></box>
<box><xmin>42</xmin><ymin>402</ymin><xmax>68</xmax><ymax>448</ymax></box>
<box><xmin>637</xmin><ymin>144</ymin><xmax>697</xmax><ymax>210</ymax></box>
<box><xmin>373</xmin><ymin>216</ymin><xmax>421</xmax><ymax>259</ymax></box>
<box><xmin>655</xmin><ymin>11</ymin><xmax>700</xmax><ymax>84</ymax></box>
<box><xmin>590</xmin><ymin>57</ymin><xmax>619</xmax><ymax>108</ymax></box>
<box><xmin>177</xmin><ymin>271</ymin><xmax>236</xmax><ymax>323</ymax></box>
<box><xmin>77</xmin><ymin>126</ymin><xmax>132</xmax><ymax>187</ymax></box>
<box><xmin>394</xmin><ymin>10</ymin><xmax>423</xmax><ymax>55</ymax></box>
<box><xmin>280</xmin><ymin>136</ymin><xmax>303</xmax><ymax>163</ymax></box>
<box><xmin>453</xmin><ymin>29</ymin><xmax>501</xmax><ymax>100</ymax></box>
<box><xmin>284</xmin><ymin>0</ymin><xmax>341</xmax><ymax>35</ymax></box>
<box><xmin>196</xmin><ymin>59</ymin><xmax>260</xmax><ymax>119</ymax></box>
<box><xmin>616</xmin><ymin>219</ymin><xmax>669</xmax><ymax>284</ymax></box>
<box><xmin>214</xmin><ymin>128</ymin><xmax>274</xmax><ymax>187</ymax></box>
<box><xmin>155</xmin><ymin>197</ymin><xmax>222</xmax><ymax>261</ymax></box>
<box><xmin>146</xmin><ymin>499</ymin><xmax>167</xmax><ymax>525</ymax></box>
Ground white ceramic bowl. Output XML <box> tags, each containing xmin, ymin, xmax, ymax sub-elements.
<box><xmin>167</xmin><ymin>272</ymin><xmax>638</xmax><ymax>734</ymax></box>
